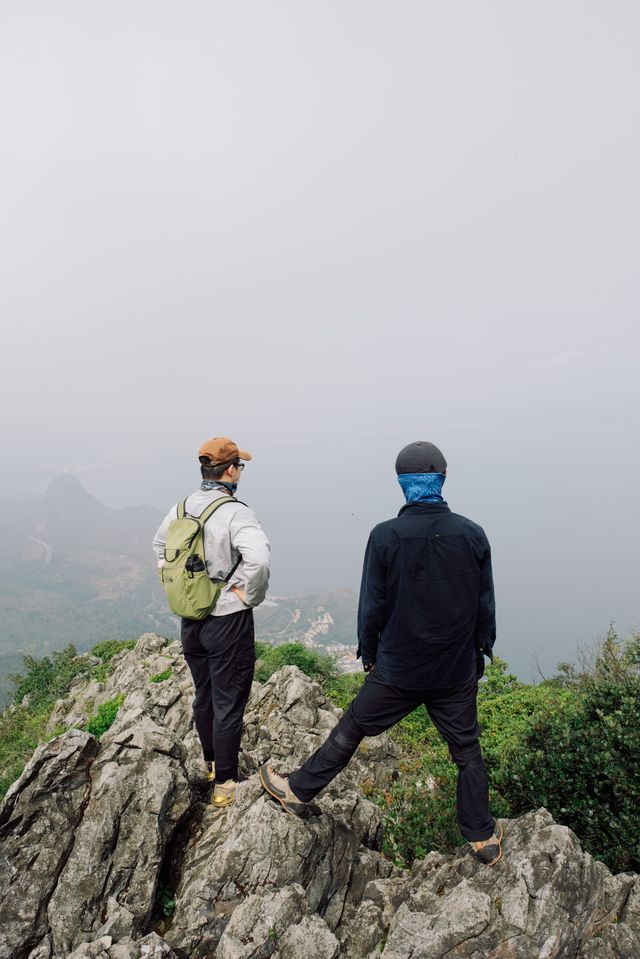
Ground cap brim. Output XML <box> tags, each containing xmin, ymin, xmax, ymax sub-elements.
<box><xmin>238</xmin><ymin>450</ymin><xmax>252</xmax><ymax>461</ymax></box>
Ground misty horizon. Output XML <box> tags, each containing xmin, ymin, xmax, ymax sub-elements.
<box><xmin>2</xmin><ymin>455</ymin><xmax>637</xmax><ymax>685</ymax></box>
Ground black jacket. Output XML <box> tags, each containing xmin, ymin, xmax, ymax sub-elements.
<box><xmin>357</xmin><ymin>501</ymin><xmax>496</xmax><ymax>689</ymax></box>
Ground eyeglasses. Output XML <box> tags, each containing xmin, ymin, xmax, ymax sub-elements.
<box><xmin>211</xmin><ymin>458</ymin><xmax>245</xmax><ymax>472</ymax></box>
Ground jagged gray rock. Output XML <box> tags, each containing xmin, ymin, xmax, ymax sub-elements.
<box><xmin>160</xmin><ymin>664</ymin><xmax>393</xmax><ymax>958</ymax></box>
<box><xmin>215</xmin><ymin>883</ymin><xmax>308</xmax><ymax>959</ymax></box>
<box><xmin>1</xmin><ymin>633</ymin><xmax>639</xmax><ymax>959</ymax></box>
<box><xmin>63</xmin><ymin>932</ymin><xmax>178</xmax><ymax>959</ymax></box>
<box><xmin>0</xmin><ymin>729</ymin><xmax>98</xmax><ymax>959</ymax></box>
<box><xmin>275</xmin><ymin>914</ymin><xmax>340</xmax><ymax>959</ymax></box>
<box><xmin>26</xmin><ymin>932</ymin><xmax>178</xmax><ymax>959</ymax></box>
<box><xmin>336</xmin><ymin>809</ymin><xmax>640</xmax><ymax>959</ymax></box>
<box><xmin>46</xmin><ymin>724</ymin><xmax>190</xmax><ymax>953</ymax></box>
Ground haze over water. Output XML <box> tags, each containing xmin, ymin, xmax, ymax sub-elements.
<box><xmin>1</xmin><ymin>2</ymin><xmax>639</xmax><ymax>680</ymax></box>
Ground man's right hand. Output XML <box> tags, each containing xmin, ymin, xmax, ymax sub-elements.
<box><xmin>231</xmin><ymin>585</ymin><xmax>248</xmax><ymax>604</ymax></box>
<box><xmin>363</xmin><ymin>661</ymin><xmax>375</xmax><ymax>674</ymax></box>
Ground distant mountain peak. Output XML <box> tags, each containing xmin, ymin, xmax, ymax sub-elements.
<box><xmin>43</xmin><ymin>473</ymin><xmax>92</xmax><ymax>499</ymax></box>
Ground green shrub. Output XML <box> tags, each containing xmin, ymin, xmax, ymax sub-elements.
<box><xmin>0</xmin><ymin>704</ymin><xmax>51</xmax><ymax>799</ymax></box>
<box><xmin>11</xmin><ymin>645</ymin><xmax>90</xmax><ymax>709</ymax></box>
<box><xmin>1</xmin><ymin>646</ymin><xmax>95</xmax><ymax>801</ymax></box>
<box><xmin>324</xmin><ymin>672</ymin><xmax>364</xmax><ymax>710</ymax></box>
<box><xmin>91</xmin><ymin>639</ymin><xmax>137</xmax><ymax>662</ymax></box>
<box><xmin>254</xmin><ymin>642</ymin><xmax>338</xmax><ymax>685</ymax></box>
<box><xmin>379</xmin><ymin>750</ymin><xmax>458</xmax><ymax>866</ymax></box>
<box><xmin>498</xmin><ymin>631</ymin><xmax>640</xmax><ymax>873</ymax></box>
<box><xmin>85</xmin><ymin>695</ymin><xmax>125</xmax><ymax>739</ymax></box>
<box><xmin>1</xmin><ymin>642</ymin><xmax>137</xmax><ymax>800</ymax></box>
<box><xmin>92</xmin><ymin>663</ymin><xmax>112</xmax><ymax>684</ymax></box>
<box><xmin>90</xmin><ymin>639</ymin><xmax>137</xmax><ymax>683</ymax></box>
<box><xmin>478</xmin><ymin>657</ymin><xmax>522</xmax><ymax>698</ymax></box>
<box><xmin>478</xmin><ymin>683</ymin><xmax>575</xmax><ymax>798</ymax></box>
<box><xmin>150</xmin><ymin>669</ymin><xmax>173</xmax><ymax>683</ymax></box>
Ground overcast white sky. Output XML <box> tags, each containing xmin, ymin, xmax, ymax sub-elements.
<box><xmin>1</xmin><ymin>1</ymin><xmax>639</xmax><ymax>678</ymax></box>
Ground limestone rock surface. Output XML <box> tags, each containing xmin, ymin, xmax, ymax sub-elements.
<box><xmin>1</xmin><ymin>633</ymin><xmax>638</xmax><ymax>959</ymax></box>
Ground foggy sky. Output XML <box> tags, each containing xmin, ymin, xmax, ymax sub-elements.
<box><xmin>1</xmin><ymin>1</ymin><xmax>639</xmax><ymax>679</ymax></box>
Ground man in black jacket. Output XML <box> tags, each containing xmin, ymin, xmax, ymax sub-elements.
<box><xmin>260</xmin><ymin>441</ymin><xmax>502</xmax><ymax>865</ymax></box>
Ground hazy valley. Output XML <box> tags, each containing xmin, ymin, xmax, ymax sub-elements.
<box><xmin>0</xmin><ymin>475</ymin><xmax>359</xmax><ymax>702</ymax></box>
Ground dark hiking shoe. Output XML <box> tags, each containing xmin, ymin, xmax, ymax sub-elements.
<box><xmin>211</xmin><ymin>779</ymin><xmax>236</xmax><ymax>808</ymax></box>
<box><xmin>469</xmin><ymin>821</ymin><xmax>504</xmax><ymax>865</ymax></box>
<box><xmin>259</xmin><ymin>763</ymin><xmax>308</xmax><ymax>816</ymax></box>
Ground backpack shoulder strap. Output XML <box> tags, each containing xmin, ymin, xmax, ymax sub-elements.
<box><xmin>178</xmin><ymin>495</ymin><xmax>234</xmax><ymax>524</ymax></box>
<box><xmin>197</xmin><ymin>495</ymin><xmax>236</xmax><ymax>525</ymax></box>
<box><xmin>181</xmin><ymin>496</ymin><xmax>238</xmax><ymax>574</ymax></box>
<box><xmin>199</xmin><ymin>497</ymin><xmax>241</xmax><ymax>581</ymax></box>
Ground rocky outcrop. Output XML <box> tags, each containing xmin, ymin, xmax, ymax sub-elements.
<box><xmin>1</xmin><ymin>634</ymin><xmax>638</xmax><ymax>959</ymax></box>
<box><xmin>0</xmin><ymin>730</ymin><xmax>98</xmax><ymax>959</ymax></box>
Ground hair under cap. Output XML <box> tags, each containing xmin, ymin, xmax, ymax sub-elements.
<box><xmin>395</xmin><ymin>441</ymin><xmax>447</xmax><ymax>475</ymax></box>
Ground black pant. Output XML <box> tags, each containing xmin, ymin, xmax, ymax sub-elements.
<box><xmin>181</xmin><ymin>609</ymin><xmax>255</xmax><ymax>783</ymax></box>
<box><xmin>288</xmin><ymin>670</ymin><xmax>495</xmax><ymax>842</ymax></box>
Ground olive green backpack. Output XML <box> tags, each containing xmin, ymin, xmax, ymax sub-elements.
<box><xmin>160</xmin><ymin>496</ymin><xmax>240</xmax><ymax>619</ymax></box>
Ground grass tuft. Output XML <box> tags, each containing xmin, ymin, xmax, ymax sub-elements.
<box><xmin>150</xmin><ymin>669</ymin><xmax>173</xmax><ymax>683</ymax></box>
<box><xmin>85</xmin><ymin>694</ymin><xmax>125</xmax><ymax>739</ymax></box>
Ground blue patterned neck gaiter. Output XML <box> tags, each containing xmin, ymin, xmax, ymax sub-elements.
<box><xmin>398</xmin><ymin>472</ymin><xmax>446</xmax><ymax>503</ymax></box>
<box><xmin>201</xmin><ymin>480</ymin><xmax>238</xmax><ymax>494</ymax></box>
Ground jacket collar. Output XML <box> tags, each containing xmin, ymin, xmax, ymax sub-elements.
<box><xmin>398</xmin><ymin>501</ymin><xmax>451</xmax><ymax>516</ymax></box>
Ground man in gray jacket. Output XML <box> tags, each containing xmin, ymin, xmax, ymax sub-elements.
<box><xmin>153</xmin><ymin>436</ymin><xmax>270</xmax><ymax>807</ymax></box>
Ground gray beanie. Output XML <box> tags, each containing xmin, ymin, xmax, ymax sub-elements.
<box><xmin>395</xmin><ymin>441</ymin><xmax>447</xmax><ymax>475</ymax></box>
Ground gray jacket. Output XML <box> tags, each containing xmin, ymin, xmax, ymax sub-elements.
<box><xmin>153</xmin><ymin>485</ymin><xmax>270</xmax><ymax>617</ymax></box>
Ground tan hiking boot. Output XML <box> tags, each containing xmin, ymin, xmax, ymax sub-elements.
<box><xmin>211</xmin><ymin>779</ymin><xmax>236</xmax><ymax>808</ymax></box>
<box><xmin>259</xmin><ymin>763</ymin><xmax>307</xmax><ymax>816</ymax></box>
<box><xmin>469</xmin><ymin>821</ymin><xmax>504</xmax><ymax>865</ymax></box>
<box><xmin>205</xmin><ymin>761</ymin><xmax>215</xmax><ymax>783</ymax></box>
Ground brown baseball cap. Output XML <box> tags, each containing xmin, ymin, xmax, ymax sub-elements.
<box><xmin>198</xmin><ymin>436</ymin><xmax>252</xmax><ymax>465</ymax></box>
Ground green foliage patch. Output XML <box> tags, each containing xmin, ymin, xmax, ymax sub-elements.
<box><xmin>0</xmin><ymin>639</ymin><xmax>137</xmax><ymax>800</ymax></box>
<box><xmin>254</xmin><ymin>641</ymin><xmax>338</xmax><ymax>685</ymax></box>
<box><xmin>0</xmin><ymin>702</ymin><xmax>52</xmax><ymax>800</ymax></box>
<box><xmin>324</xmin><ymin>672</ymin><xmax>364</xmax><ymax>711</ymax></box>
<box><xmin>153</xmin><ymin>881</ymin><xmax>176</xmax><ymax>923</ymax></box>
<box><xmin>497</xmin><ymin>630</ymin><xmax>640</xmax><ymax>873</ymax></box>
<box><xmin>11</xmin><ymin>645</ymin><xmax>91</xmax><ymax>711</ymax></box>
<box><xmin>1</xmin><ymin>645</ymin><xmax>94</xmax><ymax>801</ymax></box>
<box><xmin>150</xmin><ymin>669</ymin><xmax>173</xmax><ymax>683</ymax></box>
<box><xmin>85</xmin><ymin>694</ymin><xmax>125</xmax><ymax>739</ymax></box>
<box><xmin>92</xmin><ymin>639</ymin><xmax>138</xmax><ymax>662</ymax></box>
<box><xmin>92</xmin><ymin>639</ymin><xmax>138</xmax><ymax>683</ymax></box>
